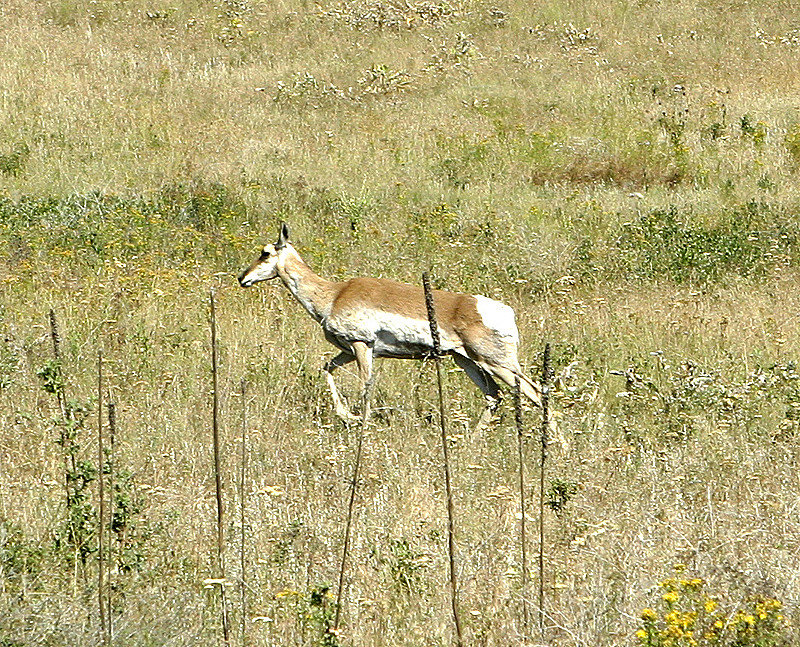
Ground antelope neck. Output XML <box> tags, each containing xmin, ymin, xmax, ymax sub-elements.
<box><xmin>278</xmin><ymin>253</ymin><xmax>337</xmax><ymax>324</ymax></box>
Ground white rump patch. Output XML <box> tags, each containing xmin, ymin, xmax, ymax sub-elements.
<box><xmin>473</xmin><ymin>295</ymin><xmax>519</xmax><ymax>343</ymax></box>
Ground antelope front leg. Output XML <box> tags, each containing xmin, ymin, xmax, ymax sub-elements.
<box><xmin>323</xmin><ymin>351</ymin><xmax>360</xmax><ymax>422</ymax></box>
<box><xmin>351</xmin><ymin>341</ymin><xmax>374</xmax><ymax>422</ymax></box>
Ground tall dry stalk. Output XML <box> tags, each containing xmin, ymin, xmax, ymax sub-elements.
<box><xmin>47</xmin><ymin>309</ymin><xmax>81</xmax><ymax>587</ymax></box>
<box><xmin>97</xmin><ymin>351</ymin><xmax>108</xmax><ymax>644</ymax></box>
<box><xmin>47</xmin><ymin>309</ymin><xmax>74</xmax><ymax>491</ymax></box>
<box><xmin>48</xmin><ymin>309</ymin><xmax>66</xmax><ymax>417</ymax></box>
<box><xmin>239</xmin><ymin>378</ymin><xmax>248</xmax><ymax>647</ymax></box>
<box><xmin>106</xmin><ymin>400</ymin><xmax>116</xmax><ymax>645</ymax></box>
<box><xmin>334</xmin><ymin>383</ymin><xmax>370</xmax><ymax>634</ymax></box>
<box><xmin>514</xmin><ymin>377</ymin><xmax>529</xmax><ymax>633</ymax></box>
<box><xmin>210</xmin><ymin>290</ymin><xmax>231</xmax><ymax>647</ymax></box>
<box><xmin>538</xmin><ymin>343</ymin><xmax>551</xmax><ymax>638</ymax></box>
<box><xmin>422</xmin><ymin>272</ymin><xmax>463</xmax><ymax>647</ymax></box>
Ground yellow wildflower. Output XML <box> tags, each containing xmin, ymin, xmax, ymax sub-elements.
<box><xmin>660</xmin><ymin>577</ymin><xmax>678</xmax><ymax>590</ymax></box>
<box><xmin>641</xmin><ymin>608</ymin><xmax>658</xmax><ymax>622</ymax></box>
<box><xmin>665</xmin><ymin>624</ymin><xmax>684</xmax><ymax>638</ymax></box>
<box><xmin>662</xmin><ymin>590</ymin><xmax>680</xmax><ymax>605</ymax></box>
<box><xmin>275</xmin><ymin>588</ymin><xmax>300</xmax><ymax>599</ymax></box>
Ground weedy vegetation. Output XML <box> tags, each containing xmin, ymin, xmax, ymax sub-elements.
<box><xmin>1</xmin><ymin>0</ymin><xmax>800</xmax><ymax>645</ymax></box>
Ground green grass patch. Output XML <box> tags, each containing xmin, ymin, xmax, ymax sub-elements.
<box><xmin>614</xmin><ymin>201</ymin><xmax>798</xmax><ymax>284</ymax></box>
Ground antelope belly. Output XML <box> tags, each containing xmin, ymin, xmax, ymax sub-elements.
<box><xmin>373</xmin><ymin>329</ymin><xmax>433</xmax><ymax>358</ymax></box>
<box><xmin>372</xmin><ymin>314</ymin><xmax>437</xmax><ymax>357</ymax></box>
<box><xmin>326</xmin><ymin>310</ymin><xmax>456</xmax><ymax>357</ymax></box>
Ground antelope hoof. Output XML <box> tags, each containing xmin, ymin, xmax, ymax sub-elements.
<box><xmin>473</xmin><ymin>408</ymin><xmax>494</xmax><ymax>433</ymax></box>
<box><xmin>335</xmin><ymin>407</ymin><xmax>361</xmax><ymax>423</ymax></box>
<box><xmin>472</xmin><ymin>396</ymin><xmax>501</xmax><ymax>433</ymax></box>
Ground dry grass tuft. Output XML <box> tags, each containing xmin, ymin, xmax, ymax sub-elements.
<box><xmin>1</xmin><ymin>0</ymin><xmax>800</xmax><ymax>645</ymax></box>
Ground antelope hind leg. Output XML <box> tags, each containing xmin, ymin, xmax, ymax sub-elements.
<box><xmin>452</xmin><ymin>352</ymin><xmax>501</xmax><ymax>432</ymax></box>
<box><xmin>481</xmin><ymin>362</ymin><xmax>570</xmax><ymax>451</ymax></box>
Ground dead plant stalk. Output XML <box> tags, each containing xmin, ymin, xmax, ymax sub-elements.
<box><xmin>97</xmin><ymin>351</ymin><xmax>108</xmax><ymax>645</ymax></box>
<box><xmin>334</xmin><ymin>382</ymin><xmax>370</xmax><ymax>633</ymax></box>
<box><xmin>538</xmin><ymin>342</ymin><xmax>551</xmax><ymax>638</ymax></box>
<box><xmin>210</xmin><ymin>289</ymin><xmax>231</xmax><ymax>646</ymax></box>
<box><xmin>422</xmin><ymin>272</ymin><xmax>464</xmax><ymax>647</ymax></box>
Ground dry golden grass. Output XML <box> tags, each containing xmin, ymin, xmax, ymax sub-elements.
<box><xmin>2</xmin><ymin>0</ymin><xmax>800</xmax><ymax>645</ymax></box>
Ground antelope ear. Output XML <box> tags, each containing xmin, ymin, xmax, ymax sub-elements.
<box><xmin>276</xmin><ymin>222</ymin><xmax>290</xmax><ymax>249</ymax></box>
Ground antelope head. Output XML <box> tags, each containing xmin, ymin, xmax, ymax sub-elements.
<box><xmin>238</xmin><ymin>223</ymin><xmax>290</xmax><ymax>287</ymax></box>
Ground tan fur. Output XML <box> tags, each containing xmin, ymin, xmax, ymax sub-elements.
<box><xmin>333</xmin><ymin>277</ymin><xmax>488</xmax><ymax>344</ymax></box>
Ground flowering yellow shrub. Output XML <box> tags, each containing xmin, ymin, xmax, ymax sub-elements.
<box><xmin>636</xmin><ymin>565</ymin><xmax>789</xmax><ymax>647</ymax></box>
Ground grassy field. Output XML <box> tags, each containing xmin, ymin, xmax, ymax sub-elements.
<box><xmin>2</xmin><ymin>0</ymin><xmax>800</xmax><ymax>645</ymax></box>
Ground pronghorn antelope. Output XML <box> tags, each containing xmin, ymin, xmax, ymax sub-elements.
<box><xmin>238</xmin><ymin>223</ymin><xmax>542</xmax><ymax>426</ymax></box>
